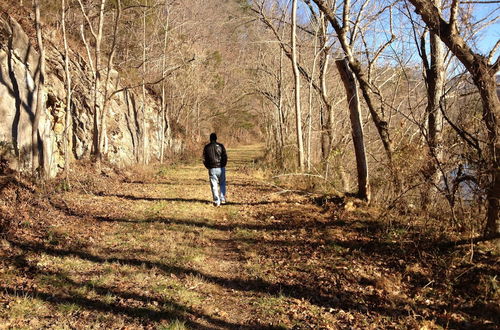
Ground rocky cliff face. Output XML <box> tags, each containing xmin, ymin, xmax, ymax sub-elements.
<box><xmin>0</xmin><ymin>14</ymin><xmax>162</xmax><ymax>177</ymax></box>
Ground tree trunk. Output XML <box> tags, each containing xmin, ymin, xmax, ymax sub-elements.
<box><xmin>420</xmin><ymin>14</ymin><xmax>445</xmax><ymax>208</ymax></box>
<box><xmin>94</xmin><ymin>0</ymin><xmax>106</xmax><ymax>160</ymax></box>
<box><xmin>307</xmin><ymin>20</ymin><xmax>321</xmax><ymax>171</ymax></box>
<box><xmin>407</xmin><ymin>0</ymin><xmax>499</xmax><ymax>237</ymax></box>
<box><xmin>160</xmin><ymin>5</ymin><xmax>170</xmax><ymax>163</ymax></box>
<box><xmin>336</xmin><ymin>58</ymin><xmax>370</xmax><ymax>201</ymax></box>
<box><xmin>61</xmin><ymin>0</ymin><xmax>72</xmax><ymax>178</ymax></box>
<box><xmin>99</xmin><ymin>0</ymin><xmax>121</xmax><ymax>161</ymax></box>
<box><xmin>312</xmin><ymin>0</ymin><xmax>397</xmax><ymax>184</ymax></box>
<box><xmin>32</xmin><ymin>0</ymin><xmax>46</xmax><ymax>177</ymax></box>
<box><xmin>319</xmin><ymin>55</ymin><xmax>332</xmax><ymax>162</ymax></box>
<box><xmin>77</xmin><ymin>0</ymin><xmax>106</xmax><ymax>160</ymax></box>
<box><xmin>277</xmin><ymin>47</ymin><xmax>285</xmax><ymax>164</ymax></box>
<box><xmin>141</xmin><ymin>4</ymin><xmax>148</xmax><ymax>165</ymax></box>
<box><xmin>318</xmin><ymin>14</ymin><xmax>333</xmax><ymax>162</ymax></box>
<box><xmin>291</xmin><ymin>0</ymin><xmax>305</xmax><ymax>171</ymax></box>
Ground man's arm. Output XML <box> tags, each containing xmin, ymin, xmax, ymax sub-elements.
<box><xmin>202</xmin><ymin>145</ymin><xmax>208</xmax><ymax>169</ymax></box>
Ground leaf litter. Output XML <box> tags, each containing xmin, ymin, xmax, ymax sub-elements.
<box><xmin>0</xmin><ymin>145</ymin><xmax>498</xmax><ymax>329</ymax></box>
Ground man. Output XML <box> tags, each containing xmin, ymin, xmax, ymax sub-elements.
<box><xmin>203</xmin><ymin>133</ymin><xmax>227</xmax><ymax>206</ymax></box>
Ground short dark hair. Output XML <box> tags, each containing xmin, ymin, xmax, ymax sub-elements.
<box><xmin>210</xmin><ymin>133</ymin><xmax>217</xmax><ymax>142</ymax></box>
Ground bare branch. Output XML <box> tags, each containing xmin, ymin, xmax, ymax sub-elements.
<box><xmin>80</xmin><ymin>24</ymin><xmax>95</xmax><ymax>77</ymax></box>
<box><xmin>439</xmin><ymin>97</ymin><xmax>481</xmax><ymax>153</ymax></box>
<box><xmin>350</xmin><ymin>0</ymin><xmax>371</xmax><ymax>45</ymax></box>
<box><xmin>108</xmin><ymin>57</ymin><xmax>195</xmax><ymax>100</ymax></box>
<box><xmin>462</xmin><ymin>1</ymin><xmax>500</xmax><ymax>3</ymax></box>
<box><xmin>342</xmin><ymin>0</ymin><xmax>350</xmax><ymax>34</ymax></box>
<box><xmin>488</xmin><ymin>38</ymin><xmax>500</xmax><ymax>64</ymax></box>
<box><xmin>77</xmin><ymin>0</ymin><xmax>98</xmax><ymax>39</ymax></box>
<box><xmin>450</xmin><ymin>0</ymin><xmax>460</xmax><ymax>32</ymax></box>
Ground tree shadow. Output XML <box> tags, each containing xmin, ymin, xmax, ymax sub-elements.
<box><xmin>4</xmin><ymin>243</ymin><xmax>283</xmax><ymax>329</ymax></box>
<box><xmin>205</xmin><ymin>216</ymin><xmax>500</xmax><ymax>328</ymax></box>
<box><xmin>0</xmin><ymin>17</ymin><xmax>38</xmax><ymax>158</ymax></box>
<box><xmin>49</xmin><ymin>198</ymin><xmax>334</xmax><ymax>232</ymax></box>
<box><xmin>123</xmin><ymin>178</ymin><xmax>207</xmax><ymax>185</ymax></box>
<box><xmin>96</xmin><ymin>215</ymin><xmax>335</xmax><ymax>232</ymax></box>
<box><xmin>45</xmin><ymin>193</ymin><xmax>498</xmax><ymax>327</ymax></box>
<box><xmin>8</xmin><ymin>239</ymin><xmax>405</xmax><ymax>319</ymax></box>
<box><xmin>94</xmin><ymin>192</ymin><xmax>287</xmax><ymax>206</ymax></box>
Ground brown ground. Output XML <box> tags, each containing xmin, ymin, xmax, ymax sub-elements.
<box><xmin>1</xmin><ymin>145</ymin><xmax>499</xmax><ymax>329</ymax></box>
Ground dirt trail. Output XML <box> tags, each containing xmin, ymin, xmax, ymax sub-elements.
<box><xmin>1</xmin><ymin>145</ymin><xmax>498</xmax><ymax>329</ymax></box>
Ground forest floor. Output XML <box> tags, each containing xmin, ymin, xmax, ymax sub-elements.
<box><xmin>1</xmin><ymin>145</ymin><xmax>499</xmax><ymax>329</ymax></box>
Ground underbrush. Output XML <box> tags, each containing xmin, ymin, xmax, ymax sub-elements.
<box><xmin>262</xmin><ymin>147</ymin><xmax>489</xmax><ymax>242</ymax></box>
<box><xmin>0</xmin><ymin>175</ymin><xmax>50</xmax><ymax>241</ymax></box>
<box><xmin>260</xmin><ymin>152</ymin><xmax>499</xmax><ymax>327</ymax></box>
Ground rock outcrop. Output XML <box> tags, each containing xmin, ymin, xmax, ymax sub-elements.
<box><xmin>0</xmin><ymin>14</ymin><xmax>163</xmax><ymax>176</ymax></box>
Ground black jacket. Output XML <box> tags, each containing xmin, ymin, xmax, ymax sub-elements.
<box><xmin>203</xmin><ymin>142</ymin><xmax>227</xmax><ymax>169</ymax></box>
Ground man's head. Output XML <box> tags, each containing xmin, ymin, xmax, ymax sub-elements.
<box><xmin>210</xmin><ymin>133</ymin><xmax>217</xmax><ymax>142</ymax></box>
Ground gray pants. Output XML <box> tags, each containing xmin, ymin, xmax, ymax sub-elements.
<box><xmin>209</xmin><ymin>167</ymin><xmax>226</xmax><ymax>205</ymax></box>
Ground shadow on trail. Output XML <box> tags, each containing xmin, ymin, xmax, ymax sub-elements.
<box><xmin>95</xmin><ymin>215</ymin><xmax>335</xmax><ymax>232</ymax></box>
<box><xmin>206</xmin><ymin>215</ymin><xmax>500</xmax><ymax>329</ymax></box>
<box><xmin>95</xmin><ymin>193</ymin><xmax>287</xmax><ymax>206</ymax></box>
<box><xmin>4</xmin><ymin>253</ymin><xmax>279</xmax><ymax>330</ymax></box>
<box><xmin>123</xmin><ymin>178</ymin><xmax>207</xmax><ymax>185</ymax></box>
<box><xmin>8</xmin><ymin>240</ymin><xmax>401</xmax><ymax>320</ymax></box>
<box><xmin>50</xmin><ymin>198</ymin><xmax>334</xmax><ymax>232</ymax></box>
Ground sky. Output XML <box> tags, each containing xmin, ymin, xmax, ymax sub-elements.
<box><xmin>291</xmin><ymin>0</ymin><xmax>499</xmax><ymax>59</ymax></box>
<box><xmin>473</xmin><ymin>3</ymin><xmax>500</xmax><ymax>56</ymax></box>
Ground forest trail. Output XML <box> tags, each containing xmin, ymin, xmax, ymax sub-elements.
<box><xmin>1</xmin><ymin>145</ymin><xmax>498</xmax><ymax>329</ymax></box>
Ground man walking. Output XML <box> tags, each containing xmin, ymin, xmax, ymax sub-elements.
<box><xmin>203</xmin><ymin>133</ymin><xmax>227</xmax><ymax>206</ymax></box>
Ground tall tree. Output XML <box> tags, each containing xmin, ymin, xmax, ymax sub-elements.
<box><xmin>61</xmin><ymin>0</ymin><xmax>72</xmax><ymax>178</ymax></box>
<box><xmin>159</xmin><ymin>1</ymin><xmax>171</xmax><ymax>163</ymax></box>
<box><xmin>311</xmin><ymin>0</ymin><xmax>400</xmax><ymax>186</ymax></box>
<box><xmin>291</xmin><ymin>0</ymin><xmax>305</xmax><ymax>171</ymax></box>
<box><xmin>416</xmin><ymin>0</ymin><xmax>445</xmax><ymax>208</ymax></box>
<box><xmin>336</xmin><ymin>58</ymin><xmax>370</xmax><ymax>201</ymax></box>
<box><xmin>32</xmin><ymin>0</ymin><xmax>46</xmax><ymax>177</ymax></box>
<box><xmin>77</xmin><ymin>0</ymin><xmax>106</xmax><ymax>160</ymax></box>
<box><xmin>407</xmin><ymin>0</ymin><xmax>500</xmax><ymax>237</ymax></box>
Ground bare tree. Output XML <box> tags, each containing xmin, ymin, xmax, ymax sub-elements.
<box><xmin>311</xmin><ymin>0</ymin><xmax>399</xmax><ymax>184</ymax></box>
<box><xmin>77</xmin><ymin>0</ymin><xmax>106</xmax><ymax>160</ymax></box>
<box><xmin>32</xmin><ymin>0</ymin><xmax>46</xmax><ymax>177</ymax></box>
<box><xmin>414</xmin><ymin>0</ymin><xmax>445</xmax><ymax>208</ymax></box>
<box><xmin>291</xmin><ymin>0</ymin><xmax>305</xmax><ymax>171</ymax></box>
<box><xmin>159</xmin><ymin>1</ymin><xmax>171</xmax><ymax>163</ymax></box>
<box><xmin>407</xmin><ymin>0</ymin><xmax>500</xmax><ymax>237</ymax></box>
<box><xmin>61</xmin><ymin>0</ymin><xmax>72</xmax><ymax>179</ymax></box>
<box><xmin>336</xmin><ymin>58</ymin><xmax>370</xmax><ymax>201</ymax></box>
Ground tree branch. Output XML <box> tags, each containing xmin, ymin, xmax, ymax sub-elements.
<box><xmin>450</xmin><ymin>0</ymin><xmax>460</xmax><ymax>33</ymax></box>
<box><xmin>107</xmin><ymin>57</ymin><xmax>195</xmax><ymax>100</ymax></box>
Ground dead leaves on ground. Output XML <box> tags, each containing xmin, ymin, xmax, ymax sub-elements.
<box><xmin>1</xmin><ymin>152</ymin><xmax>499</xmax><ymax>329</ymax></box>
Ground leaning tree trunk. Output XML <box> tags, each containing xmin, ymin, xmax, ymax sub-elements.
<box><xmin>336</xmin><ymin>58</ymin><xmax>370</xmax><ymax>202</ymax></box>
<box><xmin>312</xmin><ymin>0</ymin><xmax>398</xmax><ymax>186</ymax></box>
<box><xmin>408</xmin><ymin>0</ymin><xmax>500</xmax><ymax>237</ymax></box>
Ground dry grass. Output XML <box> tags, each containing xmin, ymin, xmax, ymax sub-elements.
<box><xmin>0</xmin><ymin>144</ymin><xmax>498</xmax><ymax>329</ymax></box>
